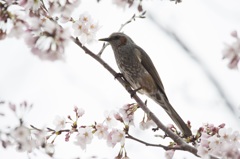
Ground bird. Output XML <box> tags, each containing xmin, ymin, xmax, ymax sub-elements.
<box><xmin>99</xmin><ymin>32</ymin><xmax>192</xmax><ymax>137</ymax></box>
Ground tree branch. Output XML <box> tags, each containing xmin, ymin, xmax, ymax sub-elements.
<box><xmin>126</xmin><ymin>132</ymin><xmax>195</xmax><ymax>152</ymax></box>
<box><xmin>71</xmin><ymin>36</ymin><xmax>198</xmax><ymax>156</ymax></box>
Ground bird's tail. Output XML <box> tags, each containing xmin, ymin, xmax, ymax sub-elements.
<box><xmin>150</xmin><ymin>93</ymin><xmax>192</xmax><ymax>137</ymax></box>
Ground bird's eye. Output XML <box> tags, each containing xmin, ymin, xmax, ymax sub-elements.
<box><xmin>114</xmin><ymin>35</ymin><xmax>120</xmax><ymax>40</ymax></box>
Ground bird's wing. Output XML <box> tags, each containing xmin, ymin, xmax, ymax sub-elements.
<box><xmin>134</xmin><ymin>46</ymin><xmax>167</xmax><ymax>98</ymax></box>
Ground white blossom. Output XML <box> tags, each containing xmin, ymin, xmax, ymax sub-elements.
<box><xmin>95</xmin><ymin>123</ymin><xmax>108</xmax><ymax>139</ymax></box>
<box><xmin>72</xmin><ymin>12</ymin><xmax>99</xmax><ymax>44</ymax></box>
<box><xmin>75</xmin><ymin>127</ymin><xmax>93</xmax><ymax>150</ymax></box>
<box><xmin>107</xmin><ymin>129</ymin><xmax>125</xmax><ymax>148</ymax></box>
<box><xmin>104</xmin><ymin>111</ymin><xmax>117</xmax><ymax>127</ymax></box>
<box><xmin>53</xmin><ymin>115</ymin><xmax>66</xmax><ymax>131</ymax></box>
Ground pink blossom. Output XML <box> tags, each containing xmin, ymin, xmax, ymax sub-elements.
<box><xmin>197</xmin><ymin>146</ymin><xmax>210</xmax><ymax>159</ymax></box>
<box><xmin>10</xmin><ymin>126</ymin><xmax>36</xmax><ymax>152</ymax></box>
<box><xmin>197</xmin><ymin>124</ymin><xmax>240</xmax><ymax>159</ymax></box>
<box><xmin>74</xmin><ymin>106</ymin><xmax>85</xmax><ymax>117</ymax></box>
<box><xmin>11</xmin><ymin>126</ymin><xmax>30</xmax><ymax>143</ymax></box>
<box><xmin>75</xmin><ymin>127</ymin><xmax>93</xmax><ymax>150</ymax></box>
<box><xmin>53</xmin><ymin>115</ymin><xmax>66</xmax><ymax>131</ymax></box>
<box><xmin>19</xmin><ymin>0</ymin><xmax>42</xmax><ymax>11</ymax></box>
<box><xmin>24</xmin><ymin>19</ymin><xmax>70</xmax><ymax>61</ymax></box>
<box><xmin>112</xmin><ymin>0</ymin><xmax>128</xmax><ymax>9</ymax></box>
<box><xmin>165</xmin><ymin>150</ymin><xmax>175</xmax><ymax>159</ymax></box>
<box><xmin>104</xmin><ymin>111</ymin><xmax>117</xmax><ymax>127</ymax></box>
<box><xmin>219</xmin><ymin>127</ymin><xmax>232</xmax><ymax>143</ymax></box>
<box><xmin>95</xmin><ymin>123</ymin><xmax>108</xmax><ymax>139</ymax></box>
<box><xmin>48</xmin><ymin>0</ymin><xmax>80</xmax><ymax>18</ymax></box>
<box><xmin>107</xmin><ymin>129</ymin><xmax>125</xmax><ymax>148</ymax></box>
<box><xmin>139</xmin><ymin>119</ymin><xmax>156</xmax><ymax>130</ymax></box>
<box><xmin>222</xmin><ymin>31</ymin><xmax>240</xmax><ymax>69</ymax></box>
<box><xmin>72</xmin><ymin>12</ymin><xmax>99</xmax><ymax>44</ymax></box>
<box><xmin>119</xmin><ymin>103</ymin><xmax>138</xmax><ymax>125</ymax></box>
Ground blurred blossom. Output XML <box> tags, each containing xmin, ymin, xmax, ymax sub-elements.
<box><xmin>11</xmin><ymin>126</ymin><xmax>30</xmax><ymax>143</ymax></box>
<box><xmin>95</xmin><ymin>123</ymin><xmax>108</xmax><ymax>139</ymax></box>
<box><xmin>197</xmin><ymin>124</ymin><xmax>240</xmax><ymax>158</ymax></box>
<box><xmin>218</xmin><ymin>128</ymin><xmax>232</xmax><ymax>143</ymax></box>
<box><xmin>19</xmin><ymin>0</ymin><xmax>42</xmax><ymax>11</ymax></box>
<box><xmin>222</xmin><ymin>30</ymin><xmax>240</xmax><ymax>69</ymax></box>
<box><xmin>104</xmin><ymin>111</ymin><xmax>117</xmax><ymax>127</ymax></box>
<box><xmin>112</xmin><ymin>0</ymin><xmax>128</xmax><ymax>9</ymax></box>
<box><xmin>72</xmin><ymin>12</ymin><xmax>100</xmax><ymax>44</ymax></box>
<box><xmin>48</xmin><ymin>0</ymin><xmax>80</xmax><ymax>18</ymax></box>
<box><xmin>73</xmin><ymin>106</ymin><xmax>85</xmax><ymax>117</ymax></box>
<box><xmin>53</xmin><ymin>115</ymin><xmax>66</xmax><ymax>131</ymax></box>
<box><xmin>75</xmin><ymin>127</ymin><xmax>93</xmax><ymax>150</ymax></box>
<box><xmin>165</xmin><ymin>150</ymin><xmax>175</xmax><ymax>159</ymax></box>
<box><xmin>0</xmin><ymin>1</ymin><xmax>27</xmax><ymax>40</ymax></box>
<box><xmin>77</xmin><ymin>108</ymin><xmax>85</xmax><ymax>117</ymax></box>
<box><xmin>10</xmin><ymin>126</ymin><xmax>36</xmax><ymax>152</ymax></box>
<box><xmin>107</xmin><ymin>129</ymin><xmax>125</xmax><ymax>148</ymax></box>
<box><xmin>24</xmin><ymin>19</ymin><xmax>70</xmax><ymax>61</ymax></box>
<box><xmin>45</xmin><ymin>143</ymin><xmax>55</xmax><ymax>156</ymax></box>
<box><xmin>119</xmin><ymin>103</ymin><xmax>138</xmax><ymax>125</ymax></box>
<box><xmin>139</xmin><ymin>118</ymin><xmax>156</xmax><ymax>130</ymax></box>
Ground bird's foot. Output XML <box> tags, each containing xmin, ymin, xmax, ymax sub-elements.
<box><xmin>114</xmin><ymin>73</ymin><xmax>124</xmax><ymax>79</ymax></box>
<box><xmin>129</xmin><ymin>87</ymin><xmax>142</xmax><ymax>98</ymax></box>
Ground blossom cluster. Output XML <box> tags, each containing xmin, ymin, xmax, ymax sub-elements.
<box><xmin>0</xmin><ymin>101</ymin><xmax>54</xmax><ymax>155</ymax></box>
<box><xmin>222</xmin><ymin>30</ymin><xmax>240</xmax><ymax>69</ymax></box>
<box><xmin>0</xmin><ymin>0</ymin><xmax>99</xmax><ymax>60</ymax></box>
<box><xmin>72</xmin><ymin>13</ymin><xmax>99</xmax><ymax>44</ymax></box>
<box><xmin>112</xmin><ymin>0</ymin><xmax>143</xmax><ymax>12</ymax></box>
<box><xmin>197</xmin><ymin>123</ymin><xmax>240</xmax><ymax>158</ymax></box>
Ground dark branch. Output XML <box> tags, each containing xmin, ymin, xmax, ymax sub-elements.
<box><xmin>71</xmin><ymin>36</ymin><xmax>198</xmax><ymax>156</ymax></box>
<box><xmin>126</xmin><ymin>133</ymin><xmax>197</xmax><ymax>153</ymax></box>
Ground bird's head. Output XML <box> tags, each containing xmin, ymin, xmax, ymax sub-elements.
<box><xmin>99</xmin><ymin>32</ymin><xmax>134</xmax><ymax>48</ymax></box>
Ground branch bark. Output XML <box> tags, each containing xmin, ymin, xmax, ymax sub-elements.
<box><xmin>71</xmin><ymin>36</ymin><xmax>198</xmax><ymax>157</ymax></box>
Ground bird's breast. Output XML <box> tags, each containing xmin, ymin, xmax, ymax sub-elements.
<box><xmin>113</xmin><ymin>49</ymin><xmax>158</xmax><ymax>95</ymax></box>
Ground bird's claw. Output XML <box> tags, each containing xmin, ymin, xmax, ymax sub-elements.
<box><xmin>114</xmin><ymin>73</ymin><xmax>124</xmax><ymax>79</ymax></box>
<box><xmin>129</xmin><ymin>87</ymin><xmax>142</xmax><ymax>98</ymax></box>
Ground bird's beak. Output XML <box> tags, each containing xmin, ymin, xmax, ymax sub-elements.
<box><xmin>98</xmin><ymin>37</ymin><xmax>111</xmax><ymax>42</ymax></box>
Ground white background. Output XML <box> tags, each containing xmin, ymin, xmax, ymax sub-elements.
<box><xmin>1</xmin><ymin>0</ymin><xmax>240</xmax><ymax>158</ymax></box>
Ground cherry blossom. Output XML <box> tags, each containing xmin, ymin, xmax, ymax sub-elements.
<box><xmin>139</xmin><ymin>118</ymin><xmax>156</xmax><ymax>130</ymax></box>
<box><xmin>197</xmin><ymin>124</ymin><xmax>240</xmax><ymax>158</ymax></box>
<box><xmin>72</xmin><ymin>12</ymin><xmax>99</xmax><ymax>44</ymax></box>
<box><xmin>107</xmin><ymin>129</ymin><xmax>125</xmax><ymax>148</ymax></box>
<box><xmin>165</xmin><ymin>150</ymin><xmax>175</xmax><ymax>159</ymax></box>
<box><xmin>75</xmin><ymin>127</ymin><xmax>93</xmax><ymax>150</ymax></box>
<box><xmin>222</xmin><ymin>30</ymin><xmax>240</xmax><ymax>69</ymax></box>
<box><xmin>112</xmin><ymin>0</ymin><xmax>128</xmax><ymax>9</ymax></box>
<box><xmin>104</xmin><ymin>111</ymin><xmax>117</xmax><ymax>127</ymax></box>
<box><xmin>24</xmin><ymin>18</ymin><xmax>70</xmax><ymax>60</ymax></box>
<box><xmin>11</xmin><ymin>126</ymin><xmax>30</xmax><ymax>143</ymax></box>
<box><xmin>19</xmin><ymin>0</ymin><xmax>42</xmax><ymax>11</ymax></box>
<box><xmin>53</xmin><ymin>115</ymin><xmax>66</xmax><ymax>131</ymax></box>
<box><xmin>10</xmin><ymin>126</ymin><xmax>36</xmax><ymax>152</ymax></box>
<box><xmin>119</xmin><ymin>103</ymin><xmax>138</xmax><ymax>125</ymax></box>
<box><xmin>95</xmin><ymin>123</ymin><xmax>108</xmax><ymax>139</ymax></box>
<box><xmin>74</xmin><ymin>106</ymin><xmax>85</xmax><ymax>118</ymax></box>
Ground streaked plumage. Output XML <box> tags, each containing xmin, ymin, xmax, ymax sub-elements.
<box><xmin>99</xmin><ymin>32</ymin><xmax>192</xmax><ymax>137</ymax></box>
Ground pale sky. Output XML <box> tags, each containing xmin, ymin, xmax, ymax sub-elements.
<box><xmin>0</xmin><ymin>0</ymin><xmax>240</xmax><ymax>158</ymax></box>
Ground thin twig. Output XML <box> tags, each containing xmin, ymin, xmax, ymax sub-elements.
<box><xmin>126</xmin><ymin>133</ymin><xmax>197</xmax><ymax>153</ymax></box>
<box><xmin>98</xmin><ymin>11</ymin><xmax>146</xmax><ymax>56</ymax></box>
